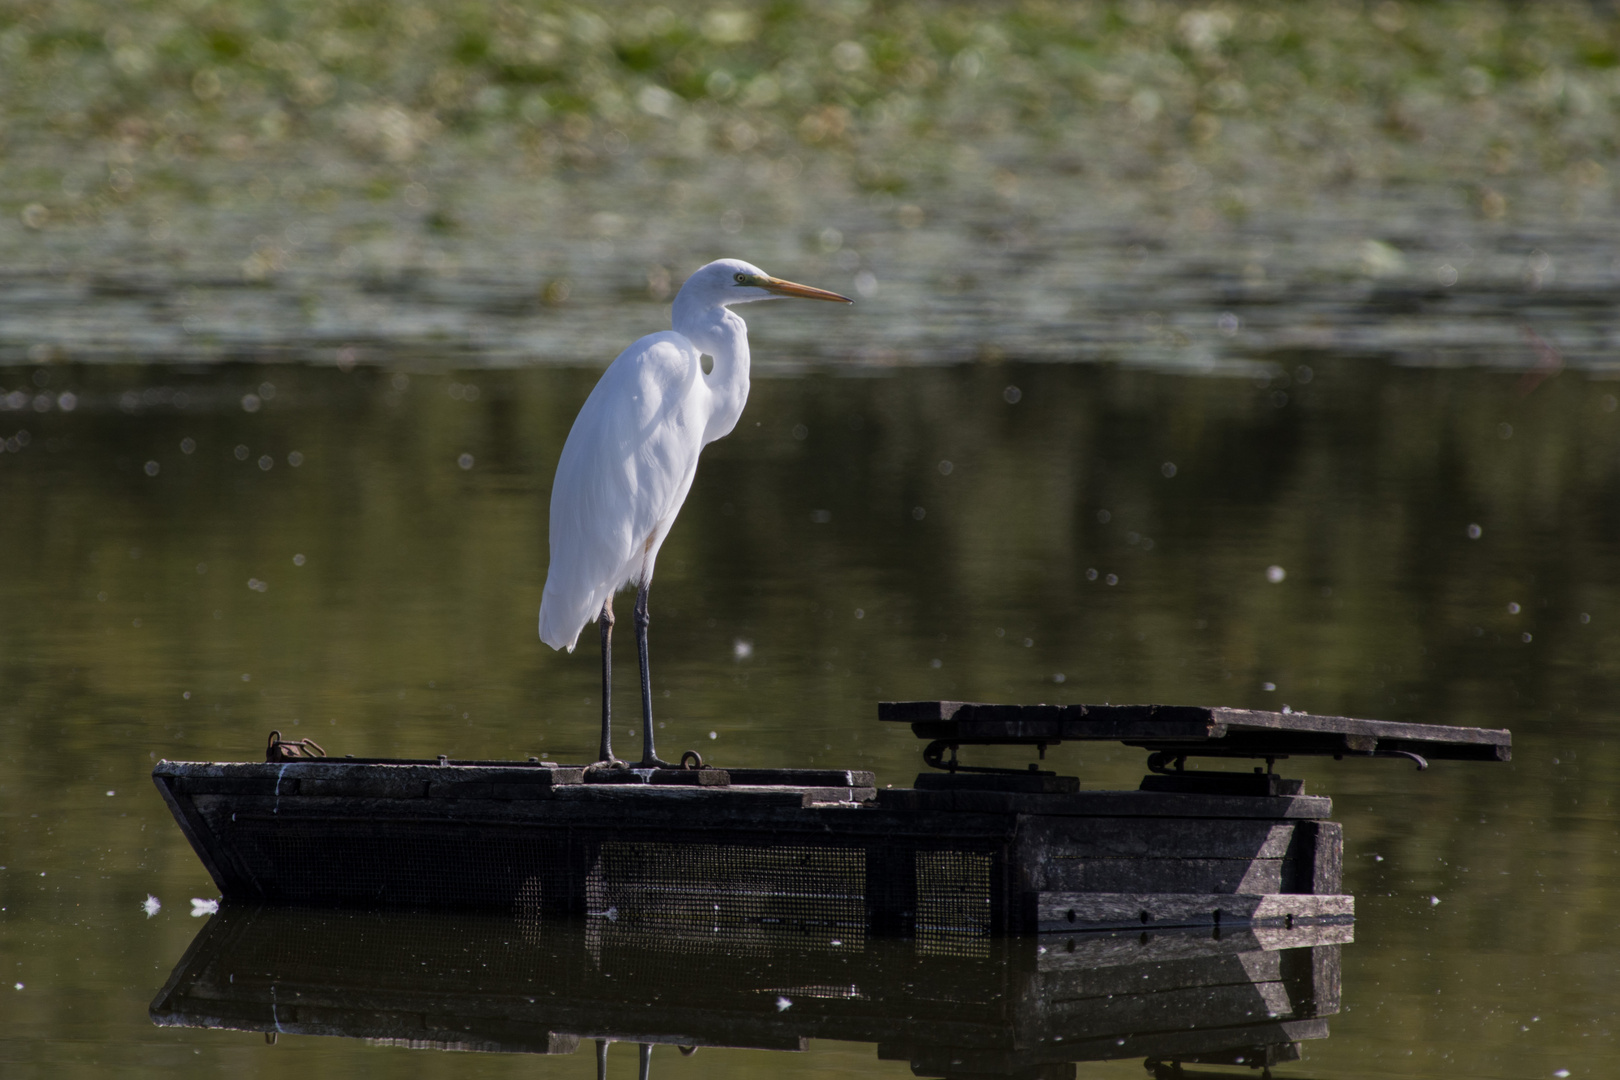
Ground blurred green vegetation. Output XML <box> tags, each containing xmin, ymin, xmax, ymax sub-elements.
<box><xmin>3</xmin><ymin>0</ymin><xmax>1617</xmax><ymax>222</ymax></box>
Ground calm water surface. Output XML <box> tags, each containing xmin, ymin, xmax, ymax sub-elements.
<box><xmin>2</xmin><ymin>358</ymin><xmax>1618</xmax><ymax>1078</ymax></box>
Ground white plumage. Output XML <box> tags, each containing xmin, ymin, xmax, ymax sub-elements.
<box><xmin>538</xmin><ymin>258</ymin><xmax>850</xmax><ymax>765</ymax></box>
<box><xmin>538</xmin><ymin>331</ymin><xmax>703</xmax><ymax>652</ymax></box>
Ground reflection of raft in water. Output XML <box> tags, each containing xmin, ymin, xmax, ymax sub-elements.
<box><xmin>151</xmin><ymin>701</ymin><xmax>1509</xmax><ymax>941</ymax></box>
<box><xmin>151</xmin><ymin>903</ymin><xmax>1350</xmax><ymax>1076</ymax></box>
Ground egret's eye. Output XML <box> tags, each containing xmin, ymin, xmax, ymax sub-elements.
<box><xmin>734</xmin><ymin>273</ymin><xmax>748</xmax><ymax>284</ymax></box>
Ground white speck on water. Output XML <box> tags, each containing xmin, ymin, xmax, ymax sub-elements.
<box><xmin>854</xmin><ymin>608</ymin><xmax>864</xmax><ymax>619</ymax></box>
<box><xmin>811</xmin><ymin>508</ymin><xmax>831</xmax><ymax>523</ymax></box>
<box><xmin>930</xmin><ymin>658</ymin><xmax>942</xmax><ymax>668</ymax></box>
<box><xmin>1581</xmin><ymin>612</ymin><xmax>1591</xmax><ymax>623</ymax></box>
<box><xmin>1086</xmin><ymin>568</ymin><xmax>1098</xmax><ymax>580</ymax></box>
<box><xmin>911</xmin><ymin>506</ymin><xmax>926</xmax><ymax>520</ymax></box>
<box><xmin>776</xmin><ymin>996</ymin><xmax>792</xmax><ymax>1012</ymax></box>
<box><xmin>182</xmin><ymin>691</ymin><xmax>190</xmax><ymax>700</ymax></box>
<box><xmin>13</xmin><ymin>983</ymin><xmax>21</xmax><ymax>990</ymax></box>
<box><xmin>1105</xmin><ymin>574</ymin><xmax>1118</xmax><ymax>586</ymax></box>
<box><xmin>241</xmin><ymin>673</ymin><xmax>251</xmax><ymax>682</ymax></box>
<box><xmin>458</xmin><ymin>453</ymin><xmax>474</xmax><ymax>470</ymax></box>
<box><xmin>247</xmin><ymin>578</ymin><xmax>268</xmax><ymax>592</ymax></box>
<box><xmin>1430</xmin><ymin>895</ymin><xmax>1441</xmax><ymax>906</ymax></box>
<box><xmin>733</xmin><ymin>639</ymin><xmax>753</xmax><ymax>660</ymax></box>
<box><xmin>1374</xmin><ymin>854</ymin><xmax>1384</xmax><ymax>862</ymax></box>
<box><xmin>1262</xmin><ymin>682</ymin><xmax>1277</xmax><ymax>692</ymax></box>
<box><xmin>1218</xmin><ymin>312</ymin><xmax>1240</xmax><ymax>334</ymax></box>
<box><xmin>854</xmin><ymin>270</ymin><xmax>877</xmax><ymax>297</ymax></box>
<box><xmin>257</xmin><ymin>455</ymin><xmax>273</xmax><ymax>471</ymax></box>
<box><xmin>1507</xmin><ymin>602</ymin><xmax>1521</xmax><ymax>614</ymax></box>
<box><xmin>1281</xmin><ymin>705</ymin><xmax>1292</xmax><ymax>714</ymax></box>
<box><xmin>1554</xmin><ymin>1069</ymin><xmax>1571</xmax><ymax>1077</ymax></box>
<box><xmin>234</xmin><ymin>444</ymin><xmax>249</xmax><ymax>461</ymax></box>
<box><xmin>937</xmin><ymin>460</ymin><xmax>953</xmax><ymax>475</ymax></box>
<box><xmin>143</xmin><ymin>460</ymin><xmax>160</xmax><ymax>476</ymax></box>
<box><xmin>1522</xmin><ymin>633</ymin><xmax>1533</xmax><ymax>643</ymax></box>
<box><xmin>287</xmin><ymin>451</ymin><xmax>304</xmax><ymax>467</ymax></box>
<box><xmin>180</xmin><ymin>437</ymin><xmax>195</xmax><ymax>454</ymax></box>
<box><xmin>1266</xmin><ymin>565</ymin><xmax>1286</xmax><ymax>583</ymax></box>
<box><xmin>1003</xmin><ymin>385</ymin><xmax>1022</xmax><ymax>404</ymax></box>
<box><xmin>830</xmin><ymin>939</ymin><xmax>841</xmax><ymax>946</ymax></box>
<box><xmin>105</xmin><ymin>790</ymin><xmax>115</xmax><ymax>797</ymax></box>
<box><xmin>1467</xmin><ymin>523</ymin><xmax>1483</xmax><ymax>539</ymax></box>
<box><xmin>1053</xmin><ymin>673</ymin><xmax>1065</xmax><ymax>684</ymax></box>
<box><xmin>240</xmin><ymin>393</ymin><xmax>261</xmax><ymax>413</ymax></box>
<box><xmin>293</xmin><ymin>554</ymin><xmax>305</xmax><ymax>566</ymax></box>
<box><xmin>190</xmin><ymin>898</ymin><xmax>219</xmax><ymax>917</ymax></box>
<box><xmin>792</xmin><ymin>424</ymin><xmax>808</xmax><ymax>440</ymax></box>
<box><xmin>1097</xmin><ymin>509</ymin><xmax>1111</xmax><ymax>523</ymax></box>
<box><xmin>1161</xmin><ymin>462</ymin><xmax>1177</xmax><ymax>478</ymax></box>
<box><xmin>709</xmin><ymin>731</ymin><xmax>718</xmax><ymax>740</ymax></box>
<box><xmin>142</xmin><ymin>895</ymin><xmax>161</xmax><ymax>917</ymax></box>
<box><xmin>1023</xmin><ymin>638</ymin><xmax>1034</xmax><ymax>647</ymax></box>
<box><xmin>1498</xmin><ymin>422</ymin><xmax>1513</xmax><ymax>439</ymax></box>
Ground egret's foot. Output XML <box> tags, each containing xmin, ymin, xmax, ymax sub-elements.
<box><xmin>637</xmin><ymin>755</ymin><xmax>679</xmax><ymax>769</ymax></box>
<box><xmin>584</xmin><ymin>758</ymin><xmax>631</xmax><ymax>775</ymax></box>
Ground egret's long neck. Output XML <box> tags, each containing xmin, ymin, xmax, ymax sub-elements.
<box><xmin>674</xmin><ymin>301</ymin><xmax>751</xmax><ymax>445</ymax></box>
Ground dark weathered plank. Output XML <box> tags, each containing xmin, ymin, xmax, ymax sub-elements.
<box><xmin>882</xmin><ymin>700</ymin><xmax>1512</xmax><ymax>763</ymax></box>
<box><xmin>1020</xmin><ymin>817</ymin><xmax>1296</xmax><ymax>860</ymax></box>
<box><xmin>875</xmin><ymin>787</ymin><xmax>1333</xmax><ymax>820</ymax></box>
<box><xmin>1036</xmin><ymin>892</ymin><xmax>1354</xmax><ymax>932</ymax></box>
<box><xmin>1034</xmin><ymin>922</ymin><xmax>1354</xmax><ymax>973</ymax></box>
<box><xmin>1035</xmin><ymin>857</ymin><xmax>1285</xmax><ymax>895</ymax></box>
<box><xmin>1039</xmin><ymin>951</ymin><xmax>1277</xmax><ymax>1001</ymax></box>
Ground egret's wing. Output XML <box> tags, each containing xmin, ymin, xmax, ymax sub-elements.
<box><xmin>539</xmin><ymin>332</ymin><xmax>703</xmax><ymax>650</ymax></box>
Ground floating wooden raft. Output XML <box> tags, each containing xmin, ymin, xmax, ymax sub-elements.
<box><xmin>153</xmin><ymin>903</ymin><xmax>1348</xmax><ymax>1074</ymax></box>
<box><xmin>151</xmin><ymin>702</ymin><xmax>1510</xmax><ymax>937</ymax></box>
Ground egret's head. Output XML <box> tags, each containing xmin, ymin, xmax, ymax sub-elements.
<box><xmin>679</xmin><ymin>258</ymin><xmax>853</xmax><ymax>310</ymax></box>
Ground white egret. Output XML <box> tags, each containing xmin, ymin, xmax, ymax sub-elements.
<box><xmin>538</xmin><ymin>259</ymin><xmax>851</xmax><ymax>767</ymax></box>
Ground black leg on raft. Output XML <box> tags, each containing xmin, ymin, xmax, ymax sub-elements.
<box><xmin>635</xmin><ymin>583</ymin><xmax>674</xmax><ymax>767</ymax></box>
<box><xmin>596</xmin><ymin>598</ymin><xmax>622</xmax><ymax>768</ymax></box>
<box><xmin>596</xmin><ymin>1039</ymin><xmax>609</xmax><ymax>1080</ymax></box>
<box><xmin>639</xmin><ymin>1043</ymin><xmax>652</xmax><ymax>1080</ymax></box>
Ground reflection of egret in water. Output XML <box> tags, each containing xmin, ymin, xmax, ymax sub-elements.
<box><xmin>594</xmin><ymin>1038</ymin><xmax>654</xmax><ymax>1080</ymax></box>
<box><xmin>537</xmin><ymin>259</ymin><xmax>851</xmax><ymax>768</ymax></box>
<box><xmin>151</xmin><ymin>905</ymin><xmax>1348</xmax><ymax>1077</ymax></box>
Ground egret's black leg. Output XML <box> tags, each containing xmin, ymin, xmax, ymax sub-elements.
<box><xmin>638</xmin><ymin>1042</ymin><xmax>652</xmax><ymax>1080</ymax></box>
<box><xmin>634</xmin><ymin>583</ymin><xmax>673</xmax><ymax>767</ymax></box>
<box><xmin>595</xmin><ymin>1038</ymin><xmax>610</xmax><ymax>1080</ymax></box>
<box><xmin>597</xmin><ymin>598</ymin><xmax>620</xmax><ymax>766</ymax></box>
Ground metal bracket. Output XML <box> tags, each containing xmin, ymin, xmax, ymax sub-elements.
<box><xmin>265</xmin><ymin>730</ymin><xmax>326</xmax><ymax>763</ymax></box>
<box><xmin>922</xmin><ymin>739</ymin><xmax>1052</xmax><ymax>774</ymax></box>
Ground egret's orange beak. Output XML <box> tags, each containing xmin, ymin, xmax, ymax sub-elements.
<box><xmin>761</xmin><ymin>277</ymin><xmax>853</xmax><ymax>303</ymax></box>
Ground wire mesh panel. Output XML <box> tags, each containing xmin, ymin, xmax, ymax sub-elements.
<box><xmin>915</xmin><ymin>850</ymin><xmax>994</xmax><ymax>957</ymax></box>
<box><xmin>227</xmin><ymin>821</ymin><xmax>579</xmax><ymax>910</ymax></box>
<box><xmin>584</xmin><ymin>841</ymin><xmax>869</xmax><ymax>952</ymax></box>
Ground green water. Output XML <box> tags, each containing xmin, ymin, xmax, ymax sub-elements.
<box><xmin>2</xmin><ymin>358</ymin><xmax>1617</xmax><ymax>1077</ymax></box>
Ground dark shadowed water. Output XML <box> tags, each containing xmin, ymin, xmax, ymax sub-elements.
<box><xmin>2</xmin><ymin>356</ymin><xmax>1617</xmax><ymax>1078</ymax></box>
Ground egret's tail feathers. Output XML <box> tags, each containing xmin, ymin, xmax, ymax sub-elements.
<box><xmin>538</xmin><ymin>588</ymin><xmax>594</xmax><ymax>653</ymax></box>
